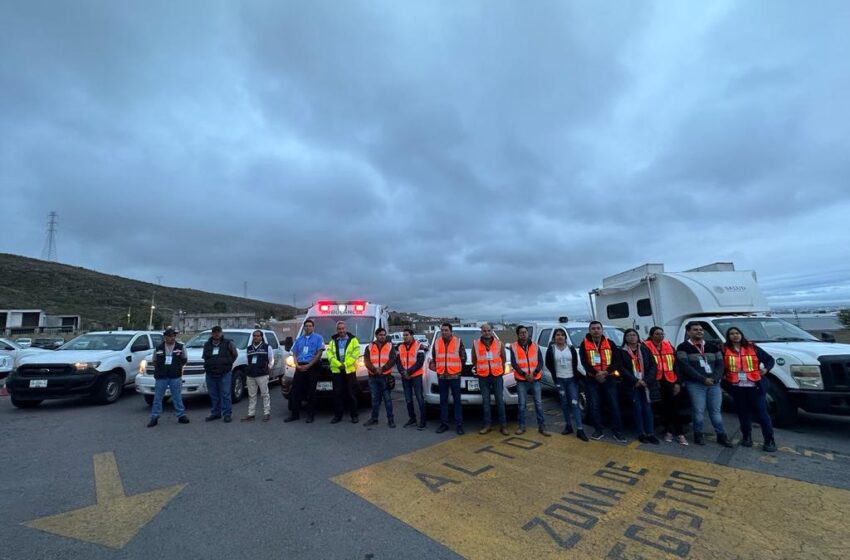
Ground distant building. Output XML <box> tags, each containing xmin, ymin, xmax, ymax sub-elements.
<box><xmin>174</xmin><ymin>312</ymin><xmax>257</xmax><ymax>333</ymax></box>
<box><xmin>0</xmin><ymin>309</ymin><xmax>80</xmax><ymax>335</ymax></box>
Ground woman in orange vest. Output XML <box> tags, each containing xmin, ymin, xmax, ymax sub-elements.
<box><xmin>645</xmin><ymin>327</ymin><xmax>688</xmax><ymax>445</ymax></box>
<box><xmin>621</xmin><ymin>329</ymin><xmax>660</xmax><ymax>444</ymax></box>
<box><xmin>723</xmin><ymin>327</ymin><xmax>777</xmax><ymax>452</ymax></box>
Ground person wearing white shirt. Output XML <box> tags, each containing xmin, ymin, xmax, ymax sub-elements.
<box><xmin>544</xmin><ymin>328</ymin><xmax>588</xmax><ymax>441</ymax></box>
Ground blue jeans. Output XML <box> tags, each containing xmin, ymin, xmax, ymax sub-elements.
<box><xmin>368</xmin><ymin>375</ymin><xmax>394</xmax><ymax>421</ymax></box>
<box><xmin>150</xmin><ymin>377</ymin><xmax>186</xmax><ymax>419</ymax></box>
<box><xmin>632</xmin><ymin>387</ymin><xmax>655</xmax><ymax>435</ymax></box>
<box><xmin>730</xmin><ymin>383</ymin><xmax>774</xmax><ymax>441</ymax></box>
<box><xmin>586</xmin><ymin>377</ymin><xmax>623</xmax><ymax>432</ymax></box>
<box><xmin>479</xmin><ymin>375</ymin><xmax>506</xmax><ymax>427</ymax></box>
<box><xmin>402</xmin><ymin>375</ymin><xmax>425</xmax><ymax>422</ymax></box>
<box><xmin>556</xmin><ymin>377</ymin><xmax>583</xmax><ymax>430</ymax></box>
<box><xmin>516</xmin><ymin>380</ymin><xmax>545</xmax><ymax>428</ymax></box>
<box><xmin>206</xmin><ymin>372</ymin><xmax>232</xmax><ymax>417</ymax></box>
<box><xmin>687</xmin><ymin>382</ymin><xmax>726</xmax><ymax>435</ymax></box>
<box><xmin>438</xmin><ymin>377</ymin><xmax>463</xmax><ymax>428</ymax></box>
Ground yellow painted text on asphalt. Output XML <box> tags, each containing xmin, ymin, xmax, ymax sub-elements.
<box><xmin>334</xmin><ymin>436</ymin><xmax>850</xmax><ymax>559</ymax></box>
<box><xmin>26</xmin><ymin>452</ymin><xmax>185</xmax><ymax>549</ymax></box>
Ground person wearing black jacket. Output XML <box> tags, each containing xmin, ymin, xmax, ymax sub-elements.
<box><xmin>202</xmin><ymin>326</ymin><xmax>239</xmax><ymax>423</ymax></box>
<box><xmin>621</xmin><ymin>329</ymin><xmax>659</xmax><ymax>444</ymax></box>
<box><xmin>544</xmin><ymin>328</ymin><xmax>588</xmax><ymax>441</ymax></box>
<box><xmin>242</xmin><ymin>330</ymin><xmax>274</xmax><ymax>423</ymax></box>
<box><xmin>147</xmin><ymin>328</ymin><xmax>189</xmax><ymax>427</ymax></box>
<box><xmin>676</xmin><ymin>322</ymin><xmax>733</xmax><ymax>447</ymax></box>
<box><xmin>579</xmin><ymin>321</ymin><xmax>626</xmax><ymax>443</ymax></box>
<box><xmin>723</xmin><ymin>327</ymin><xmax>777</xmax><ymax>452</ymax></box>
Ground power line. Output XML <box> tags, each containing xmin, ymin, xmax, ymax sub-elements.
<box><xmin>41</xmin><ymin>211</ymin><xmax>58</xmax><ymax>262</ymax></box>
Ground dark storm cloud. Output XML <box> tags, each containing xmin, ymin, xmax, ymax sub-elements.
<box><xmin>2</xmin><ymin>0</ymin><xmax>849</xmax><ymax>320</ymax></box>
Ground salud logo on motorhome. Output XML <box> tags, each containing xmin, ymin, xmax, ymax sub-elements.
<box><xmin>713</xmin><ymin>285</ymin><xmax>747</xmax><ymax>294</ymax></box>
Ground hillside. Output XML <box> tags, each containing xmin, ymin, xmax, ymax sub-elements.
<box><xmin>0</xmin><ymin>253</ymin><xmax>298</xmax><ymax>330</ymax></box>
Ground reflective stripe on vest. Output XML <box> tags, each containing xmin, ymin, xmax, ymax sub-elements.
<box><xmin>644</xmin><ymin>339</ymin><xmax>677</xmax><ymax>382</ymax></box>
<box><xmin>398</xmin><ymin>341</ymin><xmax>423</xmax><ymax>378</ymax></box>
<box><xmin>435</xmin><ymin>336</ymin><xmax>462</xmax><ymax>375</ymax></box>
<box><xmin>724</xmin><ymin>345</ymin><xmax>762</xmax><ymax>384</ymax></box>
<box><xmin>369</xmin><ymin>342</ymin><xmax>392</xmax><ymax>375</ymax></box>
<box><xmin>583</xmin><ymin>338</ymin><xmax>612</xmax><ymax>371</ymax></box>
<box><xmin>475</xmin><ymin>338</ymin><xmax>503</xmax><ymax>377</ymax></box>
<box><xmin>513</xmin><ymin>342</ymin><xmax>540</xmax><ymax>381</ymax></box>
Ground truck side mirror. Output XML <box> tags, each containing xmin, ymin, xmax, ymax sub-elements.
<box><xmin>821</xmin><ymin>332</ymin><xmax>836</xmax><ymax>343</ymax></box>
<box><xmin>284</xmin><ymin>336</ymin><xmax>294</xmax><ymax>351</ymax></box>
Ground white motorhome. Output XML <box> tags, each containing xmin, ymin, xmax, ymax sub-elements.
<box><xmin>589</xmin><ymin>263</ymin><xmax>850</xmax><ymax>426</ymax></box>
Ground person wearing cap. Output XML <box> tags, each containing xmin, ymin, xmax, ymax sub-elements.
<box><xmin>147</xmin><ymin>328</ymin><xmax>189</xmax><ymax>427</ymax></box>
<box><xmin>242</xmin><ymin>330</ymin><xmax>275</xmax><ymax>423</ymax></box>
<box><xmin>285</xmin><ymin>319</ymin><xmax>324</xmax><ymax>423</ymax></box>
<box><xmin>202</xmin><ymin>326</ymin><xmax>239</xmax><ymax>423</ymax></box>
<box><xmin>363</xmin><ymin>327</ymin><xmax>397</xmax><ymax>428</ymax></box>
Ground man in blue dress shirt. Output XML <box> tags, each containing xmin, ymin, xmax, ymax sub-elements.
<box><xmin>285</xmin><ymin>319</ymin><xmax>325</xmax><ymax>423</ymax></box>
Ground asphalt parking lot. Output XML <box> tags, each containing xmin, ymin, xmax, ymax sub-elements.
<box><xmin>2</xmin><ymin>386</ymin><xmax>850</xmax><ymax>560</ymax></box>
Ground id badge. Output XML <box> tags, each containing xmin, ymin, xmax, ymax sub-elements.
<box><xmin>165</xmin><ymin>356</ymin><xmax>173</xmax><ymax>366</ymax></box>
<box><xmin>486</xmin><ymin>352</ymin><xmax>493</xmax><ymax>360</ymax></box>
<box><xmin>213</xmin><ymin>347</ymin><xmax>220</xmax><ymax>356</ymax></box>
<box><xmin>249</xmin><ymin>356</ymin><xmax>254</xmax><ymax>365</ymax></box>
<box><xmin>559</xmin><ymin>356</ymin><xmax>568</xmax><ymax>366</ymax></box>
<box><xmin>738</xmin><ymin>371</ymin><xmax>748</xmax><ymax>382</ymax></box>
<box><xmin>302</xmin><ymin>345</ymin><xmax>309</xmax><ymax>355</ymax></box>
<box><xmin>698</xmin><ymin>358</ymin><xmax>706</xmax><ymax>368</ymax></box>
<box><xmin>592</xmin><ymin>355</ymin><xmax>601</xmax><ymax>365</ymax></box>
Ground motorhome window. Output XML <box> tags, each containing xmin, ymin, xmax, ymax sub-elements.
<box><xmin>607</xmin><ymin>302</ymin><xmax>629</xmax><ymax>319</ymax></box>
<box><xmin>637</xmin><ymin>298</ymin><xmax>652</xmax><ymax>317</ymax></box>
<box><xmin>711</xmin><ymin>318</ymin><xmax>818</xmax><ymax>343</ymax></box>
<box><xmin>538</xmin><ymin>329</ymin><xmax>552</xmax><ymax>347</ymax></box>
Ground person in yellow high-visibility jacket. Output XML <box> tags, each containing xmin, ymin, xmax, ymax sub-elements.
<box><xmin>326</xmin><ymin>321</ymin><xmax>361</xmax><ymax>424</ymax></box>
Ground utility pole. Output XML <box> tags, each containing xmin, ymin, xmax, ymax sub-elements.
<box><xmin>42</xmin><ymin>211</ymin><xmax>58</xmax><ymax>262</ymax></box>
<box><xmin>148</xmin><ymin>293</ymin><xmax>156</xmax><ymax>331</ymax></box>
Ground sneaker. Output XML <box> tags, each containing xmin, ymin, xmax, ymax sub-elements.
<box><xmin>262</xmin><ymin>414</ymin><xmax>270</xmax><ymax>422</ymax></box>
<box><xmin>456</xmin><ymin>426</ymin><xmax>465</xmax><ymax>435</ymax></box>
<box><xmin>305</xmin><ymin>414</ymin><xmax>314</xmax><ymax>424</ymax></box>
<box><xmin>284</xmin><ymin>415</ymin><xmax>300</xmax><ymax>423</ymax></box>
<box><xmin>664</xmin><ymin>432</ymin><xmax>674</xmax><ymax>443</ymax></box>
<box><xmin>404</xmin><ymin>418</ymin><xmax>417</xmax><ymax>428</ymax></box>
<box><xmin>241</xmin><ymin>415</ymin><xmax>255</xmax><ymax>423</ymax></box>
<box><xmin>479</xmin><ymin>425</ymin><xmax>492</xmax><ymax>435</ymax></box>
<box><xmin>436</xmin><ymin>424</ymin><xmax>449</xmax><ymax>434</ymax></box>
<box><xmin>329</xmin><ymin>416</ymin><xmax>341</xmax><ymax>424</ymax></box>
<box><xmin>694</xmin><ymin>433</ymin><xmax>705</xmax><ymax>446</ymax></box>
<box><xmin>388</xmin><ymin>420</ymin><xmax>396</xmax><ymax>428</ymax></box>
<box><xmin>223</xmin><ymin>415</ymin><xmax>232</xmax><ymax>423</ymax></box>
<box><xmin>351</xmin><ymin>415</ymin><xmax>359</xmax><ymax>424</ymax></box>
<box><xmin>538</xmin><ymin>427</ymin><xmax>551</xmax><ymax>437</ymax></box>
<box><xmin>741</xmin><ymin>435</ymin><xmax>753</xmax><ymax>448</ymax></box>
<box><xmin>499</xmin><ymin>426</ymin><xmax>509</xmax><ymax>436</ymax></box>
<box><xmin>561</xmin><ymin>425</ymin><xmax>574</xmax><ymax>436</ymax></box>
<box><xmin>364</xmin><ymin>418</ymin><xmax>379</xmax><ymax>427</ymax></box>
<box><xmin>147</xmin><ymin>417</ymin><xmax>158</xmax><ymax>428</ymax></box>
<box><xmin>590</xmin><ymin>430</ymin><xmax>605</xmax><ymax>441</ymax></box>
<box><xmin>717</xmin><ymin>433</ymin><xmax>734</xmax><ymax>448</ymax></box>
<box><xmin>763</xmin><ymin>439</ymin><xmax>777</xmax><ymax>453</ymax></box>
<box><xmin>647</xmin><ymin>435</ymin><xmax>660</xmax><ymax>445</ymax></box>
<box><xmin>677</xmin><ymin>435</ymin><xmax>689</xmax><ymax>446</ymax></box>
<box><xmin>613</xmin><ymin>432</ymin><xmax>627</xmax><ymax>444</ymax></box>
<box><xmin>205</xmin><ymin>414</ymin><xmax>222</xmax><ymax>422</ymax></box>
<box><xmin>515</xmin><ymin>427</ymin><xmax>526</xmax><ymax>435</ymax></box>
<box><xmin>638</xmin><ymin>434</ymin><xmax>648</xmax><ymax>444</ymax></box>
<box><xmin>576</xmin><ymin>429</ymin><xmax>589</xmax><ymax>442</ymax></box>
<box><xmin>178</xmin><ymin>416</ymin><xmax>190</xmax><ymax>424</ymax></box>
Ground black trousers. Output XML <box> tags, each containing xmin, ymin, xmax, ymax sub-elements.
<box><xmin>290</xmin><ymin>363</ymin><xmax>320</xmax><ymax>417</ymax></box>
<box><xmin>658</xmin><ymin>380</ymin><xmax>684</xmax><ymax>436</ymax></box>
<box><xmin>332</xmin><ymin>373</ymin><xmax>359</xmax><ymax>418</ymax></box>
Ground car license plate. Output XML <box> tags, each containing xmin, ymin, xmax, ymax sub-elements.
<box><xmin>316</xmin><ymin>381</ymin><xmax>333</xmax><ymax>391</ymax></box>
<box><xmin>29</xmin><ymin>379</ymin><xmax>48</xmax><ymax>388</ymax></box>
<box><xmin>466</xmin><ymin>378</ymin><xmax>479</xmax><ymax>392</ymax></box>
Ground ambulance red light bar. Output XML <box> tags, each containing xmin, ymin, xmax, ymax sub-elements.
<box><xmin>315</xmin><ymin>301</ymin><xmax>368</xmax><ymax>314</ymax></box>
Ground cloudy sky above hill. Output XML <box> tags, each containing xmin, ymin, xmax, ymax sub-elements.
<box><xmin>2</xmin><ymin>0</ymin><xmax>849</xmax><ymax>319</ymax></box>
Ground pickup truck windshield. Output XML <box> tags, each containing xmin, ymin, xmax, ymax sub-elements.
<box><xmin>566</xmin><ymin>327</ymin><xmax>624</xmax><ymax>348</ymax></box>
<box><xmin>301</xmin><ymin>317</ymin><xmax>376</xmax><ymax>344</ymax></box>
<box><xmin>185</xmin><ymin>332</ymin><xmax>251</xmax><ymax>348</ymax></box>
<box><xmin>60</xmin><ymin>334</ymin><xmax>133</xmax><ymax>351</ymax></box>
<box><xmin>711</xmin><ymin>317</ymin><xmax>819</xmax><ymax>343</ymax></box>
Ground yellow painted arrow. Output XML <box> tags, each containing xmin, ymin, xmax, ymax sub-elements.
<box><xmin>25</xmin><ymin>452</ymin><xmax>185</xmax><ymax>549</ymax></box>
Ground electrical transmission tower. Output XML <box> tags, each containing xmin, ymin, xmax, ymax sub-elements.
<box><xmin>41</xmin><ymin>211</ymin><xmax>58</xmax><ymax>262</ymax></box>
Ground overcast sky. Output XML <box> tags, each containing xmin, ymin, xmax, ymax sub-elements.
<box><xmin>2</xmin><ymin>1</ymin><xmax>849</xmax><ymax>320</ymax></box>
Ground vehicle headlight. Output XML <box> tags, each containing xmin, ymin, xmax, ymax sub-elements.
<box><xmin>0</xmin><ymin>356</ymin><xmax>10</xmax><ymax>368</ymax></box>
<box><xmin>356</xmin><ymin>356</ymin><xmax>365</xmax><ymax>369</ymax></box>
<box><xmin>504</xmin><ymin>362</ymin><xmax>511</xmax><ymax>375</ymax></box>
<box><xmin>138</xmin><ymin>359</ymin><xmax>148</xmax><ymax>374</ymax></box>
<box><xmin>790</xmin><ymin>365</ymin><xmax>823</xmax><ymax>390</ymax></box>
<box><xmin>285</xmin><ymin>355</ymin><xmax>295</xmax><ymax>368</ymax></box>
<box><xmin>74</xmin><ymin>361</ymin><xmax>101</xmax><ymax>371</ymax></box>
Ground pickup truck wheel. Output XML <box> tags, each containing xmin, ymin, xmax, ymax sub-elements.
<box><xmin>231</xmin><ymin>373</ymin><xmax>245</xmax><ymax>403</ymax></box>
<box><xmin>97</xmin><ymin>372</ymin><xmax>124</xmax><ymax>405</ymax></box>
<box><xmin>11</xmin><ymin>396</ymin><xmax>42</xmax><ymax>408</ymax></box>
<box><xmin>765</xmin><ymin>378</ymin><xmax>797</xmax><ymax>428</ymax></box>
<box><xmin>144</xmin><ymin>395</ymin><xmax>154</xmax><ymax>406</ymax></box>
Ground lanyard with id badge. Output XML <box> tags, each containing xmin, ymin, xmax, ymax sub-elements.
<box><xmin>213</xmin><ymin>346</ymin><xmax>220</xmax><ymax>356</ymax></box>
<box><xmin>737</xmin><ymin>350</ymin><xmax>748</xmax><ymax>382</ymax></box>
<box><xmin>695</xmin><ymin>343</ymin><xmax>711</xmax><ymax>374</ymax></box>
